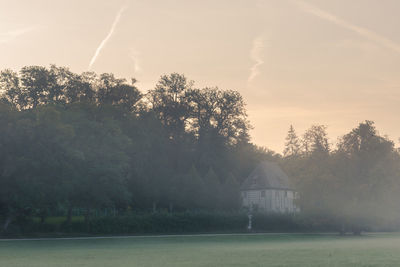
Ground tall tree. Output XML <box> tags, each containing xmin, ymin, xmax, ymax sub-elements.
<box><xmin>179</xmin><ymin>165</ymin><xmax>205</xmax><ymax>210</ymax></box>
<box><xmin>19</xmin><ymin>66</ymin><xmax>56</xmax><ymax>108</ymax></box>
<box><xmin>202</xmin><ymin>167</ymin><xmax>221</xmax><ymax>210</ymax></box>
<box><xmin>188</xmin><ymin>87</ymin><xmax>250</xmax><ymax>145</ymax></box>
<box><xmin>96</xmin><ymin>73</ymin><xmax>141</xmax><ymax>112</ymax></box>
<box><xmin>0</xmin><ymin>70</ymin><xmax>22</xmax><ymax>108</ymax></box>
<box><xmin>302</xmin><ymin>124</ymin><xmax>330</xmax><ymax>155</ymax></box>
<box><xmin>283</xmin><ymin>125</ymin><xmax>301</xmax><ymax>157</ymax></box>
<box><xmin>219</xmin><ymin>172</ymin><xmax>240</xmax><ymax>210</ymax></box>
<box><xmin>148</xmin><ymin>73</ymin><xmax>193</xmax><ymax>141</ymax></box>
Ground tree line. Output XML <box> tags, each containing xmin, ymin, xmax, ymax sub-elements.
<box><xmin>1</xmin><ymin>65</ymin><xmax>399</xmax><ymax>234</ymax></box>
<box><xmin>0</xmin><ymin>66</ymin><xmax>274</xmax><ymax>231</ymax></box>
<box><xmin>282</xmin><ymin>123</ymin><xmax>400</xmax><ymax>233</ymax></box>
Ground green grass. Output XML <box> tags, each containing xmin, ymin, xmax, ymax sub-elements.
<box><xmin>1</xmin><ymin>233</ymin><xmax>400</xmax><ymax>266</ymax></box>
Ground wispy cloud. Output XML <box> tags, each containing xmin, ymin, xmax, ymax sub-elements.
<box><xmin>294</xmin><ymin>0</ymin><xmax>400</xmax><ymax>54</ymax></box>
<box><xmin>0</xmin><ymin>27</ymin><xmax>36</xmax><ymax>44</ymax></box>
<box><xmin>88</xmin><ymin>6</ymin><xmax>127</xmax><ymax>70</ymax></box>
<box><xmin>129</xmin><ymin>47</ymin><xmax>141</xmax><ymax>73</ymax></box>
<box><xmin>248</xmin><ymin>36</ymin><xmax>265</xmax><ymax>83</ymax></box>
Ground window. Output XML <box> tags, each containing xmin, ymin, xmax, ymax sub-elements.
<box><xmin>261</xmin><ymin>190</ymin><xmax>265</xmax><ymax>197</ymax></box>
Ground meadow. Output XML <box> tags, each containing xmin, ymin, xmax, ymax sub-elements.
<box><xmin>1</xmin><ymin>233</ymin><xmax>400</xmax><ymax>267</ymax></box>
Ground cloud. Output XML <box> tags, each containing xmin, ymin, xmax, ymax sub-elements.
<box><xmin>293</xmin><ymin>0</ymin><xmax>400</xmax><ymax>54</ymax></box>
<box><xmin>248</xmin><ymin>36</ymin><xmax>265</xmax><ymax>83</ymax></box>
<box><xmin>0</xmin><ymin>27</ymin><xmax>36</xmax><ymax>44</ymax></box>
<box><xmin>88</xmin><ymin>6</ymin><xmax>127</xmax><ymax>70</ymax></box>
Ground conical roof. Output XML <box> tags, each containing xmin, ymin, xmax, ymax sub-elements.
<box><xmin>241</xmin><ymin>161</ymin><xmax>293</xmax><ymax>190</ymax></box>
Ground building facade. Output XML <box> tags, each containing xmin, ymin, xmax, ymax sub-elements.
<box><xmin>241</xmin><ymin>161</ymin><xmax>298</xmax><ymax>213</ymax></box>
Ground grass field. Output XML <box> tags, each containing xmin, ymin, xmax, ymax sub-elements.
<box><xmin>1</xmin><ymin>233</ymin><xmax>400</xmax><ymax>266</ymax></box>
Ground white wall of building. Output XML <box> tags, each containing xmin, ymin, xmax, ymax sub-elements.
<box><xmin>241</xmin><ymin>189</ymin><xmax>298</xmax><ymax>213</ymax></box>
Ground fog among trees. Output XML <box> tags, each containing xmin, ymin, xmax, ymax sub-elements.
<box><xmin>1</xmin><ymin>65</ymin><xmax>400</xmax><ymax>233</ymax></box>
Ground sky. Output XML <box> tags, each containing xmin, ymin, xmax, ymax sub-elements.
<box><xmin>1</xmin><ymin>0</ymin><xmax>399</xmax><ymax>153</ymax></box>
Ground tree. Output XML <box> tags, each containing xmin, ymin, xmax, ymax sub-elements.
<box><xmin>0</xmin><ymin>69</ymin><xmax>26</xmax><ymax>109</ymax></box>
<box><xmin>124</xmin><ymin>112</ymin><xmax>172</xmax><ymax>212</ymax></box>
<box><xmin>179</xmin><ymin>165</ymin><xmax>205</xmax><ymax>210</ymax></box>
<box><xmin>96</xmin><ymin>73</ymin><xmax>141</xmax><ymax>112</ymax></box>
<box><xmin>219</xmin><ymin>173</ymin><xmax>240</xmax><ymax>210</ymax></box>
<box><xmin>0</xmin><ymin>102</ymin><xmax>19</xmax><ymax>230</ymax></box>
<box><xmin>214</xmin><ymin>90</ymin><xmax>250</xmax><ymax>145</ymax></box>
<box><xmin>302</xmin><ymin>124</ymin><xmax>330</xmax><ymax>155</ymax></box>
<box><xmin>283</xmin><ymin>125</ymin><xmax>301</xmax><ymax>157</ymax></box>
<box><xmin>60</xmin><ymin>105</ymin><xmax>132</xmax><ymax>222</ymax></box>
<box><xmin>0</xmin><ymin>66</ymin><xmax>263</xmax><ymax>230</ymax></box>
<box><xmin>50</xmin><ymin>66</ymin><xmax>96</xmax><ymax>105</ymax></box>
<box><xmin>202</xmin><ymin>167</ymin><xmax>221</xmax><ymax>210</ymax></box>
<box><xmin>0</xmin><ymin>106</ymin><xmax>76</xmax><ymax>228</ymax></box>
<box><xmin>187</xmin><ymin>87</ymin><xmax>250</xmax><ymax>145</ymax></box>
<box><xmin>284</xmin><ymin>121</ymin><xmax>400</xmax><ymax>234</ymax></box>
<box><xmin>334</xmin><ymin>121</ymin><xmax>399</xmax><ymax>232</ymax></box>
<box><xmin>148</xmin><ymin>73</ymin><xmax>193</xmax><ymax>141</ymax></box>
<box><xmin>19</xmin><ymin>66</ymin><xmax>57</xmax><ymax>108</ymax></box>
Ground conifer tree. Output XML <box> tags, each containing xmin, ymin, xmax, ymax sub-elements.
<box><xmin>283</xmin><ymin>125</ymin><xmax>301</xmax><ymax>157</ymax></box>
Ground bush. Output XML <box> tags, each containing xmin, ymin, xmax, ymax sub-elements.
<box><xmin>252</xmin><ymin>213</ymin><xmax>340</xmax><ymax>232</ymax></box>
<box><xmin>61</xmin><ymin>212</ymin><xmax>249</xmax><ymax>234</ymax></box>
<box><xmin>1</xmin><ymin>211</ymin><xmax>365</xmax><ymax>237</ymax></box>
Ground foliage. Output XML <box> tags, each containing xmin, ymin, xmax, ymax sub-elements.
<box><xmin>283</xmin><ymin>125</ymin><xmax>301</xmax><ymax>157</ymax></box>
<box><xmin>2</xmin><ymin>212</ymin><xmax>345</xmax><ymax>236</ymax></box>
<box><xmin>1</xmin><ymin>65</ymin><xmax>400</xmax><ymax>235</ymax></box>
<box><xmin>0</xmin><ymin>66</ymin><xmax>259</xmax><ymax>233</ymax></box>
<box><xmin>282</xmin><ymin>122</ymin><xmax>400</xmax><ymax>234</ymax></box>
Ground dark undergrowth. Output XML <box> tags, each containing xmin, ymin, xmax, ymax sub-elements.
<box><xmin>1</xmin><ymin>212</ymin><xmax>394</xmax><ymax>238</ymax></box>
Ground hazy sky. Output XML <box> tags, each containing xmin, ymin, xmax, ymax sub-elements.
<box><xmin>1</xmin><ymin>0</ymin><xmax>399</xmax><ymax>152</ymax></box>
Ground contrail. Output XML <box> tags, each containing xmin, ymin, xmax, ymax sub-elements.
<box><xmin>248</xmin><ymin>36</ymin><xmax>264</xmax><ymax>83</ymax></box>
<box><xmin>0</xmin><ymin>27</ymin><xmax>36</xmax><ymax>44</ymax></box>
<box><xmin>88</xmin><ymin>6</ymin><xmax>127</xmax><ymax>70</ymax></box>
<box><xmin>294</xmin><ymin>0</ymin><xmax>400</xmax><ymax>54</ymax></box>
